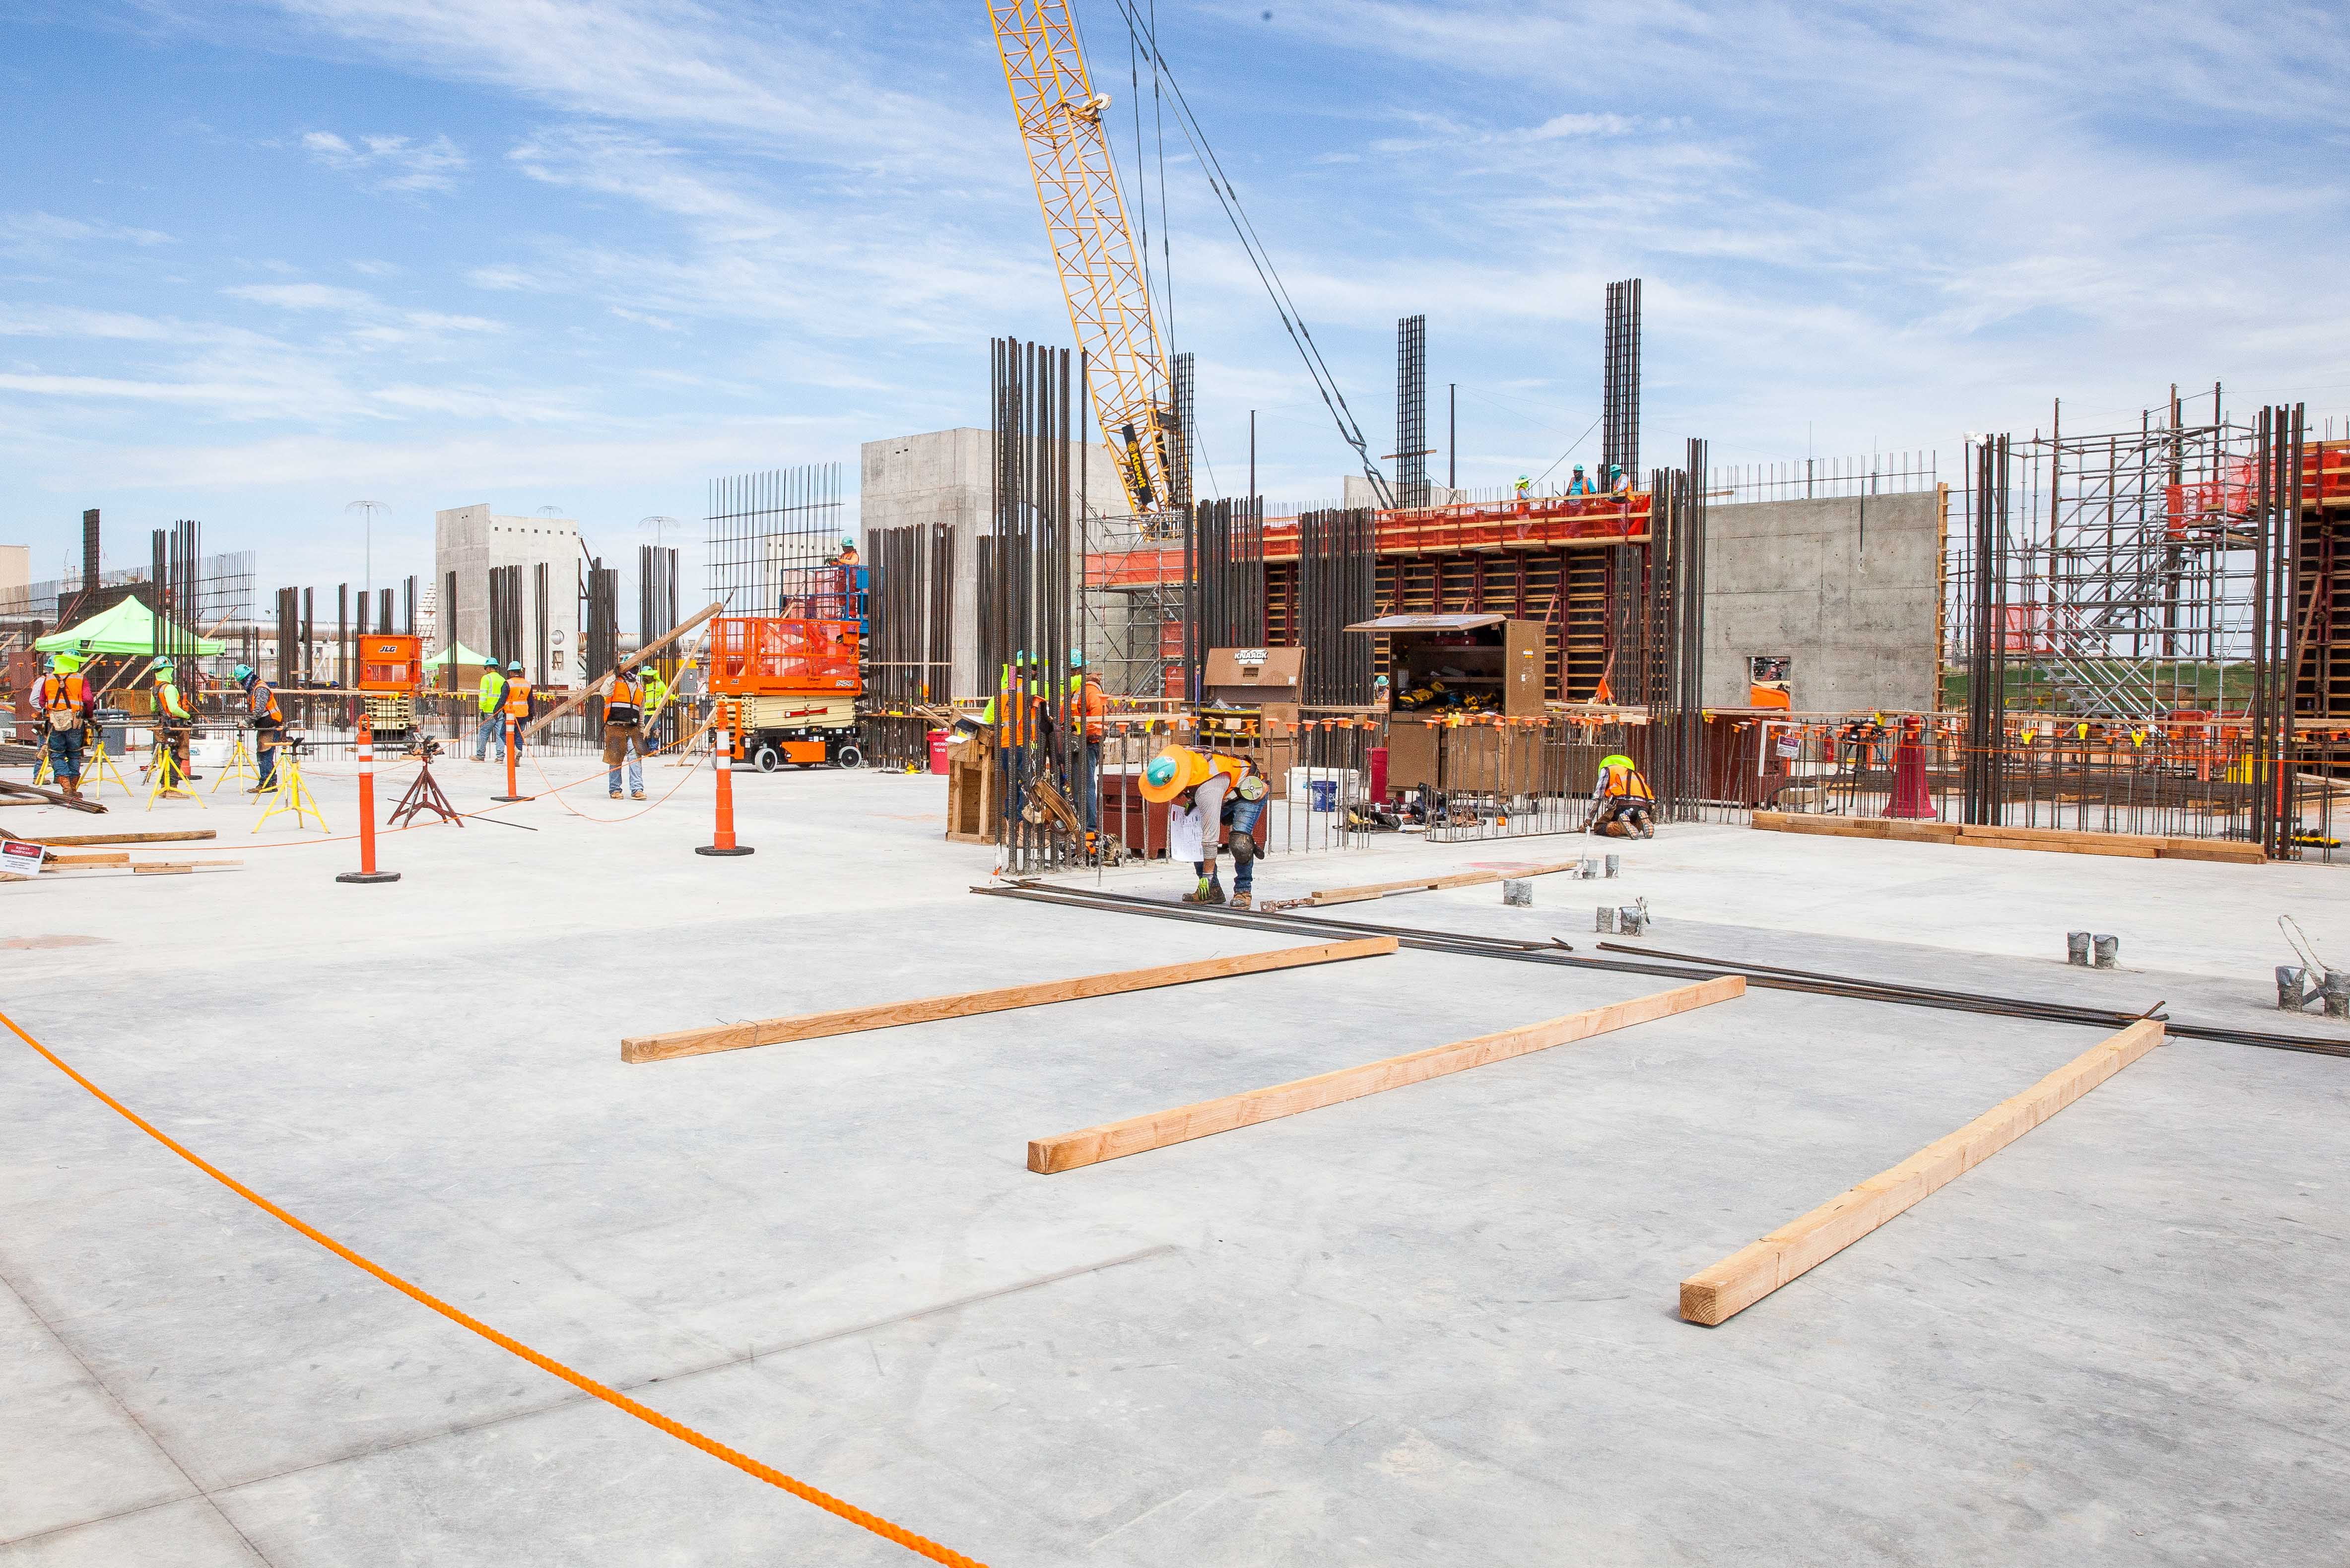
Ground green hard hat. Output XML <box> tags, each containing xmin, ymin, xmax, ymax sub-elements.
<box><xmin>1602</xmin><ymin>753</ymin><xmax>1634</xmax><ymax>768</ymax></box>
<box><xmin>508</xmin><ymin>660</ymin><xmax>525</xmax><ymax>673</ymax></box>
<box><xmin>153</xmin><ymin>658</ymin><xmax>175</xmax><ymax>674</ymax></box>
<box><xmin>1144</xmin><ymin>755</ymin><xmax>1179</xmax><ymax>791</ymax></box>
<box><xmin>232</xmin><ymin>663</ymin><xmax>254</xmax><ymax>683</ymax></box>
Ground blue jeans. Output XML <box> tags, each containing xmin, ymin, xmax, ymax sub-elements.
<box><xmin>43</xmin><ymin>726</ymin><xmax>82</xmax><ymax>785</ymax></box>
<box><xmin>1079</xmin><ymin>740</ymin><xmax>1100</xmax><ymax>831</ymax></box>
<box><xmin>605</xmin><ymin>727</ymin><xmax>644</xmax><ymax>795</ymax></box>
<box><xmin>474</xmin><ymin>713</ymin><xmax>504</xmax><ymax>761</ymax></box>
<box><xmin>255</xmin><ymin>728</ymin><xmax>281</xmax><ymax>788</ymax></box>
<box><xmin>1228</xmin><ymin>796</ymin><xmax>1265</xmax><ymax>892</ymax></box>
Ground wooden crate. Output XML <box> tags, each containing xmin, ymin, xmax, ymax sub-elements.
<box><xmin>946</xmin><ymin>731</ymin><xmax>997</xmax><ymax>844</ymax></box>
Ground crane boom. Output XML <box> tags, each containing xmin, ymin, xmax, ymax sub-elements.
<box><xmin>987</xmin><ymin>0</ymin><xmax>1180</xmax><ymax>518</ymax></box>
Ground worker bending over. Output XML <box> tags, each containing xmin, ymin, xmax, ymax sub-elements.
<box><xmin>1590</xmin><ymin>751</ymin><xmax>1655</xmax><ymax>838</ymax></box>
<box><xmin>35</xmin><ymin>653</ymin><xmax>96</xmax><ymax>800</ymax></box>
<box><xmin>234</xmin><ymin>663</ymin><xmax>283</xmax><ymax>791</ymax></box>
<box><xmin>150</xmin><ymin>658</ymin><xmax>198</xmax><ymax>780</ymax></box>
<box><xmin>473</xmin><ymin>658</ymin><xmax>507</xmax><ymax>761</ymax></box>
<box><xmin>1142</xmin><ymin>744</ymin><xmax>1271</xmax><ymax>908</ymax></box>
<box><xmin>602</xmin><ymin>659</ymin><xmax>649</xmax><ymax>799</ymax></box>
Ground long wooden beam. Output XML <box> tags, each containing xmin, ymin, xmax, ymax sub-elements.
<box><xmin>1678</xmin><ymin>1018</ymin><xmax>2164</xmax><ymax>1326</ymax></box>
<box><xmin>621</xmin><ymin>936</ymin><xmax>1398</xmax><ymax>1064</ymax></box>
<box><xmin>27</xmin><ymin>829</ymin><xmax>217</xmax><ymax>847</ymax></box>
<box><xmin>1273</xmin><ymin>858</ymin><xmax>1583</xmax><ymax>912</ymax></box>
<box><xmin>521</xmin><ymin>599</ymin><xmax>724</xmax><ymax>742</ymax></box>
<box><xmin>1028</xmin><ymin>975</ymin><xmax>1746</xmax><ymax>1174</ymax></box>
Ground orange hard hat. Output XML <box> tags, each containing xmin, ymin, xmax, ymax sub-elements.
<box><xmin>1140</xmin><ymin>745</ymin><xmax>1213</xmax><ymax>804</ymax></box>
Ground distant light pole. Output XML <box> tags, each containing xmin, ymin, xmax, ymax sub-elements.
<box><xmin>345</xmin><ymin>500</ymin><xmax>386</xmax><ymax>598</ymax></box>
<box><xmin>639</xmin><ymin>515</ymin><xmax>679</xmax><ymax>553</ymax></box>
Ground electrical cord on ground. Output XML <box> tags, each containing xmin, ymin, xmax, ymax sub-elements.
<box><xmin>0</xmin><ymin>1003</ymin><xmax>989</xmax><ymax>1568</ymax></box>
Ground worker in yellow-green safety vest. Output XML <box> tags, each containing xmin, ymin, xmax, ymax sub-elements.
<box><xmin>1590</xmin><ymin>752</ymin><xmax>1656</xmax><ymax>838</ymax></box>
<box><xmin>473</xmin><ymin>658</ymin><xmax>507</xmax><ymax>762</ymax></box>
<box><xmin>150</xmin><ymin>658</ymin><xmax>199</xmax><ymax>781</ymax></box>
<box><xmin>981</xmin><ymin>652</ymin><xmax>1049</xmax><ymax>821</ymax></box>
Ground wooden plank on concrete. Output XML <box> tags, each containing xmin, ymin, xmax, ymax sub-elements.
<box><xmin>1303</xmin><ymin>859</ymin><xmax>1580</xmax><ymax>908</ymax></box>
<box><xmin>26</xmin><ymin>830</ymin><xmax>218</xmax><ymax>848</ymax></box>
<box><xmin>1678</xmin><ymin>1018</ymin><xmax>2164</xmax><ymax>1326</ymax></box>
<box><xmin>132</xmin><ymin>860</ymin><xmax>242</xmax><ymax>874</ymax></box>
<box><xmin>622</xmin><ymin>936</ymin><xmax>1399</xmax><ymax>1064</ymax></box>
<box><xmin>43</xmin><ymin>851</ymin><xmax>130</xmax><ymax>867</ymax></box>
<box><xmin>1028</xmin><ymin>974</ymin><xmax>1746</xmax><ymax>1175</ymax></box>
<box><xmin>1953</xmin><ymin>835</ymin><xmax>2160</xmax><ymax>859</ymax></box>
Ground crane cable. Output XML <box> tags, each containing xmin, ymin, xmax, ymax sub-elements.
<box><xmin>1098</xmin><ymin>0</ymin><xmax>1392</xmax><ymax>506</ymax></box>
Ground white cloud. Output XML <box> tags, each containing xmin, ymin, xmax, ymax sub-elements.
<box><xmin>225</xmin><ymin>281</ymin><xmax>382</xmax><ymax>312</ymax></box>
<box><xmin>301</xmin><ymin>129</ymin><xmax>470</xmax><ymax>193</ymax></box>
<box><xmin>0</xmin><ymin>211</ymin><xmax>176</xmax><ymax>255</ymax></box>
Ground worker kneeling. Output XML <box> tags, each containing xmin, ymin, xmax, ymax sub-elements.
<box><xmin>1141</xmin><ymin>744</ymin><xmax>1270</xmax><ymax>908</ymax></box>
<box><xmin>1590</xmin><ymin>752</ymin><xmax>1656</xmax><ymax>839</ymax></box>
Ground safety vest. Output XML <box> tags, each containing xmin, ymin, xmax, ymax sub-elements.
<box><xmin>504</xmin><ymin>677</ymin><xmax>534</xmax><ymax>718</ymax></box>
<box><xmin>247</xmin><ymin>679</ymin><xmax>282</xmax><ymax>726</ymax></box>
<box><xmin>37</xmin><ymin>673</ymin><xmax>90</xmax><ymax>721</ymax></box>
<box><xmin>989</xmin><ymin>667</ymin><xmax>1033</xmax><ymax>746</ymax></box>
<box><xmin>477</xmin><ymin>670</ymin><xmax>506</xmax><ymax>715</ymax></box>
<box><xmin>604</xmin><ymin>673</ymin><xmax>643</xmax><ymax>726</ymax></box>
<box><xmin>155</xmin><ymin>678</ymin><xmax>192</xmax><ymax>722</ymax></box>
<box><xmin>640</xmin><ymin>670</ymin><xmax>668</xmax><ymax>714</ymax></box>
<box><xmin>1078</xmin><ymin>674</ymin><xmax>1106</xmax><ymax>742</ymax></box>
<box><xmin>1602</xmin><ymin>762</ymin><xmax>1653</xmax><ymax>801</ymax></box>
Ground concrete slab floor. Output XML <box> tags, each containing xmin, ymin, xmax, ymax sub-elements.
<box><xmin>3</xmin><ymin>757</ymin><xmax>2348</xmax><ymax>1565</ymax></box>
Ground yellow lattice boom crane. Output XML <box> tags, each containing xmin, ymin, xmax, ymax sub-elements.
<box><xmin>988</xmin><ymin>0</ymin><xmax>1182</xmax><ymax>519</ymax></box>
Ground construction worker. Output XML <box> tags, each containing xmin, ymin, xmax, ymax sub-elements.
<box><xmin>234</xmin><ymin>663</ymin><xmax>283</xmax><ymax>791</ymax></box>
<box><xmin>832</xmin><ymin>536</ymin><xmax>860</xmax><ymax>567</ymax></box>
<box><xmin>502</xmin><ymin>660</ymin><xmax>533</xmax><ymax>755</ymax></box>
<box><xmin>1141</xmin><ymin>744</ymin><xmax>1267</xmax><ymax>906</ymax></box>
<box><xmin>34</xmin><ymin>652</ymin><xmax>95</xmax><ymax>799</ymax></box>
<box><xmin>639</xmin><ymin>659</ymin><xmax>671</xmax><ymax>743</ymax></box>
<box><xmin>1513</xmin><ymin>474</ymin><xmax>1532</xmax><ymax>501</ymax></box>
<box><xmin>981</xmin><ymin>652</ymin><xmax>1037</xmax><ymax>820</ymax></box>
<box><xmin>1566</xmin><ymin>463</ymin><xmax>1594</xmax><ymax>497</ymax></box>
<box><xmin>1607</xmin><ymin>462</ymin><xmax>1631</xmax><ymax>497</ymax></box>
<box><xmin>1071</xmin><ymin>650</ymin><xmax>1106</xmax><ymax>832</ymax></box>
<box><xmin>602</xmin><ymin>658</ymin><xmax>649</xmax><ymax>800</ymax></box>
<box><xmin>150</xmin><ymin>658</ymin><xmax>199</xmax><ymax>781</ymax></box>
<box><xmin>473</xmin><ymin>657</ymin><xmax>507</xmax><ymax>761</ymax></box>
<box><xmin>1590</xmin><ymin>751</ymin><xmax>1656</xmax><ymax>838</ymax></box>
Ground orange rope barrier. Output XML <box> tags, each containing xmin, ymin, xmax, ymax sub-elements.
<box><xmin>0</xmin><ymin>1004</ymin><xmax>987</xmax><ymax>1567</ymax></box>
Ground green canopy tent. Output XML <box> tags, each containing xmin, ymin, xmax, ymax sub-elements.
<box><xmin>421</xmin><ymin>640</ymin><xmax>493</xmax><ymax>669</ymax></box>
<box><xmin>35</xmin><ymin>597</ymin><xmax>224</xmax><ymax>657</ymax></box>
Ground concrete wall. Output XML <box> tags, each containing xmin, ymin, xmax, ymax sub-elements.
<box><xmin>432</xmin><ymin>506</ymin><xmax>585</xmax><ymax>688</ymax></box>
<box><xmin>1701</xmin><ymin>489</ymin><xmax>1942</xmax><ymax>713</ymax></box>
<box><xmin>860</xmin><ymin>428</ymin><xmax>1124</xmax><ymax>699</ymax></box>
<box><xmin>0</xmin><ymin>545</ymin><xmax>27</xmax><ymax>609</ymax></box>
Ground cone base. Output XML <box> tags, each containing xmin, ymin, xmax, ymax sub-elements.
<box><xmin>491</xmin><ymin>795</ymin><xmax>533</xmax><ymax>803</ymax></box>
<box><xmin>335</xmin><ymin>871</ymin><xmax>403</xmax><ymax>884</ymax></box>
<box><xmin>695</xmin><ymin>845</ymin><xmax>755</xmax><ymax>856</ymax></box>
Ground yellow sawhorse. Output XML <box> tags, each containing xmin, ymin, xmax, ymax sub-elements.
<box><xmin>252</xmin><ymin>752</ymin><xmax>329</xmax><ymax>834</ymax></box>
<box><xmin>210</xmin><ymin>732</ymin><xmax>257</xmax><ymax>793</ymax></box>
<box><xmin>146</xmin><ymin>740</ymin><xmax>204</xmax><ymax>811</ymax></box>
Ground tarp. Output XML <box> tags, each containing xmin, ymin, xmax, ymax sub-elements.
<box><xmin>35</xmin><ymin>598</ymin><xmax>224</xmax><ymax>656</ymax></box>
<box><xmin>422</xmin><ymin>641</ymin><xmax>493</xmax><ymax>669</ymax></box>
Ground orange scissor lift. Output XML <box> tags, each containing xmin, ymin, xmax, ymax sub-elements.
<box><xmin>705</xmin><ymin>613</ymin><xmax>864</xmax><ymax>771</ymax></box>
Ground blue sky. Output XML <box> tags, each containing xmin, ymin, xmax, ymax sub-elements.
<box><xmin>3</xmin><ymin>0</ymin><xmax>2345</xmax><ymax>602</ymax></box>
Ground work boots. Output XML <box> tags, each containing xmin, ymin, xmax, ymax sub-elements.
<box><xmin>1182</xmin><ymin>876</ymin><xmax>1227</xmax><ymax>906</ymax></box>
<box><xmin>1229</xmin><ymin>891</ymin><xmax>1253</xmax><ymax>910</ymax></box>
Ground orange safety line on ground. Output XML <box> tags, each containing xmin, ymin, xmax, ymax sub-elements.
<box><xmin>528</xmin><ymin>741</ymin><xmax>699</xmax><ymax>823</ymax></box>
<box><xmin>0</xmin><ymin>1004</ymin><xmax>988</xmax><ymax>1568</ymax></box>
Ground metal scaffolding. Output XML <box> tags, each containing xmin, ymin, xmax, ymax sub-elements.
<box><xmin>706</xmin><ymin>463</ymin><xmax>847</xmax><ymax>613</ymax></box>
<box><xmin>1944</xmin><ymin>389</ymin><xmax>2262</xmax><ymax>721</ymax></box>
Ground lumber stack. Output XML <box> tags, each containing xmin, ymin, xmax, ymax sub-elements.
<box><xmin>1751</xmin><ymin>810</ymin><xmax>2264</xmax><ymax>864</ymax></box>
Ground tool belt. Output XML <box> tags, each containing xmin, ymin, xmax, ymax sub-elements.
<box><xmin>46</xmin><ymin>708</ymin><xmax>79</xmax><ymax>733</ymax></box>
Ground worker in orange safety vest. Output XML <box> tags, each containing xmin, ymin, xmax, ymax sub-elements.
<box><xmin>1590</xmin><ymin>752</ymin><xmax>1655</xmax><ymax>838</ymax></box>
